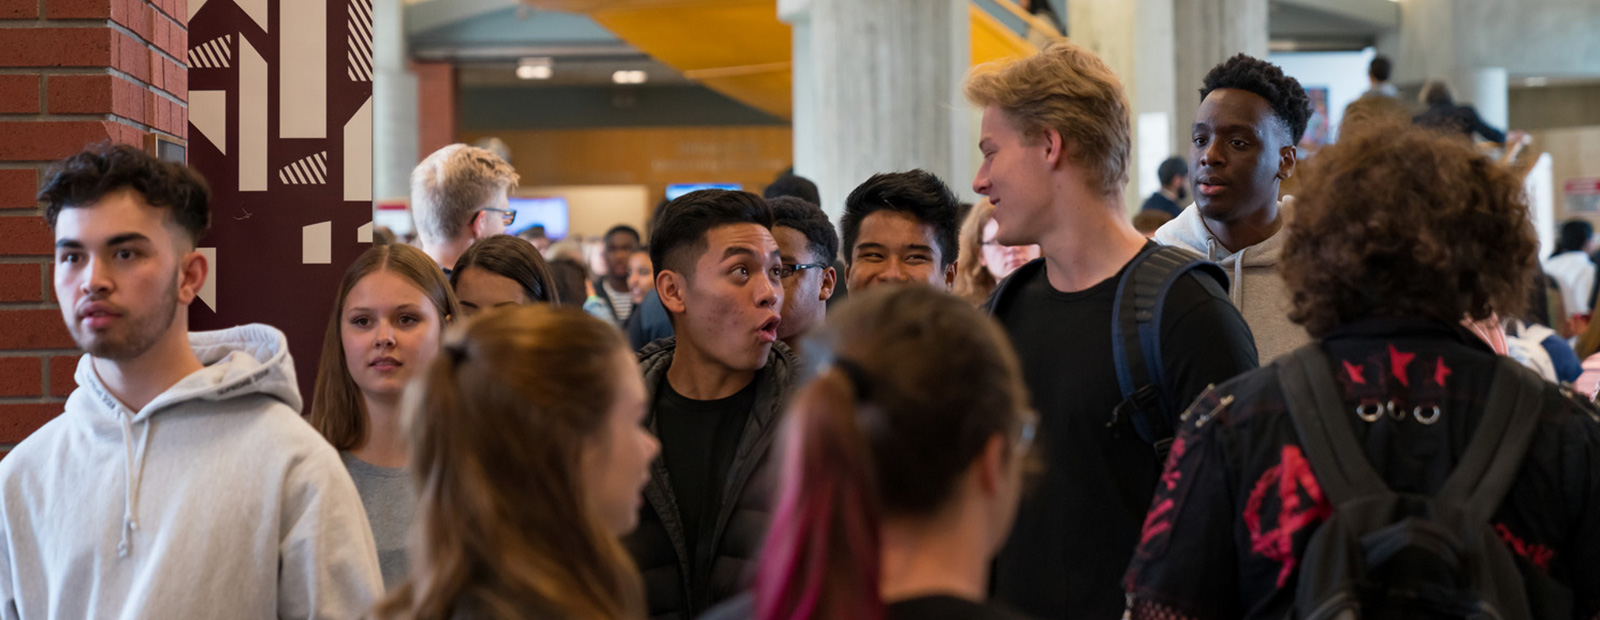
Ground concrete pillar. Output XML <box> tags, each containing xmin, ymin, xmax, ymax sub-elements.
<box><xmin>1069</xmin><ymin>0</ymin><xmax>1180</xmax><ymax>212</ymax></box>
<box><xmin>780</xmin><ymin>0</ymin><xmax>971</xmax><ymax>220</ymax></box>
<box><xmin>374</xmin><ymin>0</ymin><xmax>418</xmax><ymax>201</ymax></box>
<box><xmin>1171</xmin><ymin>0</ymin><xmax>1269</xmax><ymax>156</ymax></box>
<box><xmin>1467</xmin><ymin>66</ymin><xmax>1509</xmax><ymax>130</ymax></box>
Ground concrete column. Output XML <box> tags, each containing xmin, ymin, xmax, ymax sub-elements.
<box><xmin>374</xmin><ymin>0</ymin><xmax>418</xmax><ymax>201</ymax></box>
<box><xmin>1467</xmin><ymin>66</ymin><xmax>1509</xmax><ymax>130</ymax></box>
<box><xmin>1171</xmin><ymin>0</ymin><xmax>1269</xmax><ymax>156</ymax></box>
<box><xmin>780</xmin><ymin>0</ymin><xmax>970</xmax><ymax>220</ymax></box>
<box><xmin>1069</xmin><ymin>0</ymin><xmax>1180</xmax><ymax>212</ymax></box>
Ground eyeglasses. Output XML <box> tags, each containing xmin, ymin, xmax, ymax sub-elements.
<box><xmin>778</xmin><ymin>262</ymin><xmax>830</xmax><ymax>279</ymax></box>
<box><xmin>478</xmin><ymin>207</ymin><xmax>516</xmax><ymax>227</ymax></box>
<box><xmin>1015</xmin><ymin>409</ymin><xmax>1039</xmax><ymax>456</ymax></box>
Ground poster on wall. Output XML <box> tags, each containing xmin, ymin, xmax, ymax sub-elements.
<box><xmin>1566</xmin><ymin>178</ymin><xmax>1600</xmax><ymax>214</ymax></box>
<box><xmin>186</xmin><ymin>0</ymin><xmax>375</xmax><ymax>401</ymax></box>
<box><xmin>1299</xmin><ymin>86</ymin><xmax>1331</xmax><ymax>149</ymax></box>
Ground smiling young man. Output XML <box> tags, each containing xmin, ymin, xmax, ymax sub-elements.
<box><xmin>1154</xmin><ymin>54</ymin><xmax>1313</xmax><ymax>362</ymax></box>
<box><xmin>0</xmin><ymin>145</ymin><xmax>382</xmax><ymax>618</ymax></box>
<box><xmin>966</xmin><ymin>41</ymin><xmax>1259</xmax><ymax>619</ymax></box>
<box><xmin>625</xmin><ymin>189</ymin><xmax>796</xmax><ymax>619</ymax></box>
<box><xmin>839</xmin><ymin>169</ymin><xmax>962</xmax><ymax>293</ymax></box>
<box><xmin>767</xmin><ymin>196</ymin><xmax>838</xmax><ymax>350</ymax></box>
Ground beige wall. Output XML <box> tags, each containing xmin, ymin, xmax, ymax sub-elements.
<box><xmin>1530</xmin><ymin>125</ymin><xmax>1600</xmax><ymax>222</ymax></box>
<box><xmin>1511</xmin><ymin>84</ymin><xmax>1600</xmax><ymax>132</ymax></box>
<box><xmin>519</xmin><ymin>185</ymin><xmax>652</xmax><ymax>241</ymax></box>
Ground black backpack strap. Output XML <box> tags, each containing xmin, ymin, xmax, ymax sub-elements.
<box><xmin>1435</xmin><ymin>357</ymin><xmax>1546</xmax><ymax>521</ymax></box>
<box><xmin>1111</xmin><ymin>245</ymin><xmax>1229</xmax><ymax>457</ymax></box>
<box><xmin>1278</xmin><ymin>345</ymin><xmax>1390</xmax><ymax>505</ymax></box>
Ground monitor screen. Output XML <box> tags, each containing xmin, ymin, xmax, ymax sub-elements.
<box><xmin>666</xmin><ymin>183</ymin><xmax>742</xmax><ymax>200</ymax></box>
<box><xmin>506</xmin><ymin>196</ymin><xmax>569</xmax><ymax>239</ymax></box>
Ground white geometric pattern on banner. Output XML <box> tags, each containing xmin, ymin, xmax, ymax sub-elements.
<box><xmin>187</xmin><ymin>34</ymin><xmax>233</xmax><ymax>69</ymax></box>
<box><xmin>346</xmin><ymin>0</ymin><xmax>373</xmax><ymax>82</ymax></box>
<box><xmin>278</xmin><ymin>151</ymin><xmax>329</xmax><ymax>185</ymax></box>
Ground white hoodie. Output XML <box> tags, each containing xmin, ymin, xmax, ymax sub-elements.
<box><xmin>1154</xmin><ymin>204</ymin><xmax>1311</xmax><ymax>363</ymax></box>
<box><xmin>0</xmin><ymin>324</ymin><xmax>383</xmax><ymax>620</ymax></box>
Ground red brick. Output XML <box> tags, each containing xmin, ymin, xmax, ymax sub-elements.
<box><xmin>151</xmin><ymin>16</ymin><xmax>168</xmax><ymax>56</ymax></box>
<box><xmin>0</xmin><ymin>309</ymin><xmax>73</xmax><ymax>350</ymax></box>
<box><xmin>0</xmin><ymin>75</ymin><xmax>39</xmax><ymax>114</ymax></box>
<box><xmin>116</xmin><ymin>33</ymin><xmax>149</xmax><ymax>83</ymax></box>
<box><xmin>0</xmin><ymin>121</ymin><xmax>115</xmax><ymax>162</ymax></box>
<box><xmin>0</xmin><ymin>28</ymin><xmax>114</xmax><ymax>68</ymax></box>
<box><xmin>168</xmin><ymin>20</ymin><xmax>186</xmax><ymax>59</ymax></box>
<box><xmin>0</xmin><ymin>0</ymin><xmax>37</xmax><ymax>19</ymax></box>
<box><xmin>0</xmin><ymin>264</ymin><xmax>42</xmax><ymax>303</ymax></box>
<box><xmin>0</xmin><ymin>402</ymin><xmax>63</xmax><ymax>443</ymax></box>
<box><xmin>0</xmin><ymin>357</ymin><xmax>43</xmax><ymax>397</ymax></box>
<box><xmin>46</xmin><ymin>74</ymin><xmax>111</xmax><ymax>115</ymax></box>
<box><xmin>116</xmin><ymin>122</ymin><xmax>146</xmax><ymax>147</ymax></box>
<box><xmin>110</xmin><ymin>76</ymin><xmax>144</xmax><ymax>119</ymax></box>
<box><xmin>148</xmin><ymin>54</ymin><xmax>164</xmax><ymax>91</ymax></box>
<box><xmin>163</xmin><ymin>57</ymin><xmax>186</xmax><ymax>100</ymax></box>
<box><xmin>47</xmin><ymin>0</ymin><xmax>108</xmax><ymax>19</ymax></box>
<box><xmin>0</xmin><ymin>216</ymin><xmax>52</xmax><ymax>256</ymax></box>
<box><xmin>0</xmin><ymin>170</ymin><xmax>39</xmax><ymax>210</ymax></box>
<box><xmin>49</xmin><ymin>355</ymin><xmax>79</xmax><ymax>397</ymax></box>
<box><xmin>175</xmin><ymin>104</ymin><xmax>186</xmax><ymax>139</ymax></box>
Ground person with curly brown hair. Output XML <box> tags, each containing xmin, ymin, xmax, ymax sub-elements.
<box><xmin>1123</xmin><ymin>120</ymin><xmax>1600</xmax><ymax>620</ymax></box>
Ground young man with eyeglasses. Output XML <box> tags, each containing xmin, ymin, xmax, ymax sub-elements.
<box><xmin>767</xmin><ymin>196</ymin><xmax>838</xmax><ymax>350</ymax></box>
<box><xmin>840</xmin><ymin>170</ymin><xmax>961</xmax><ymax>293</ymax></box>
<box><xmin>409</xmin><ymin>143</ymin><xmax>520</xmax><ymax>272</ymax></box>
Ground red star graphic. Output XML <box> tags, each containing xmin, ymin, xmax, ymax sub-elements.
<box><xmin>1389</xmin><ymin>344</ymin><xmax>1415</xmax><ymax>387</ymax></box>
<box><xmin>1343</xmin><ymin>360</ymin><xmax>1366</xmax><ymax>385</ymax></box>
<box><xmin>1434</xmin><ymin>358</ymin><xmax>1452</xmax><ymax>387</ymax></box>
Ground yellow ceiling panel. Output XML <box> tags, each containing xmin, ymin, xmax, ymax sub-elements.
<box><xmin>522</xmin><ymin>0</ymin><xmax>1039</xmax><ymax>121</ymax></box>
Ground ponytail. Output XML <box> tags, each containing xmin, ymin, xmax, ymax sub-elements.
<box><xmin>754</xmin><ymin>369</ymin><xmax>886</xmax><ymax>620</ymax></box>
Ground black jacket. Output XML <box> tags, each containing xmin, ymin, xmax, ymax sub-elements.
<box><xmin>1414</xmin><ymin>103</ymin><xmax>1507</xmax><ymax>143</ymax></box>
<box><xmin>624</xmin><ymin>338</ymin><xmax>797</xmax><ymax>620</ymax></box>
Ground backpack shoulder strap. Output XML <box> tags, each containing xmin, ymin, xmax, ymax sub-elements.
<box><xmin>1111</xmin><ymin>245</ymin><xmax>1229</xmax><ymax>450</ymax></box>
<box><xmin>1277</xmin><ymin>345</ymin><xmax>1390</xmax><ymax>505</ymax></box>
<box><xmin>1436</xmin><ymin>356</ymin><xmax>1546</xmax><ymax>521</ymax></box>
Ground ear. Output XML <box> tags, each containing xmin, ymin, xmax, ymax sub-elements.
<box><xmin>943</xmin><ymin>260</ymin><xmax>958</xmax><ymax>290</ymax></box>
<box><xmin>974</xmin><ymin>434</ymin><xmax>1008</xmax><ymax>497</ymax></box>
<box><xmin>657</xmin><ymin>270</ymin><xmax>688</xmax><ymax>314</ymax></box>
<box><xmin>843</xmin><ymin>262</ymin><xmax>856</xmax><ymax>294</ymax></box>
<box><xmin>469</xmin><ymin>210</ymin><xmax>489</xmax><ymax>239</ymax></box>
<box><xmin>819</xmin><ymin>266</ymin><xmax>837</xmax><ymax>302</ymax></box>
<box><xmin>1042</xmin><ymin>128</ymin><xmax>1066</xmax><ymax>168</ymax></box>
<box><xmin>175</xmin><ymin>248</ymin><xmax>207</xmax><ymax>305</ymax></box>
<box><xmin>1276</xmin><ymin>144</ymin><xmax>1297</xmax><ymax>181</ymax></box>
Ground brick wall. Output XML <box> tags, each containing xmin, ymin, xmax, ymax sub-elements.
<box><xmin>0</xmin><ymin>0</ymin><xmax>187</xmax><ymax>450</ymax></box>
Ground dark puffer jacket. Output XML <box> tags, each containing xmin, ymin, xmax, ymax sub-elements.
<box><xmin>624</xmin><ymin>337</ymin><xmax>796</xmax><ymax>620</ymax></box>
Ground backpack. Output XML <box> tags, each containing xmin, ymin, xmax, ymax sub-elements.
<box><xmin>1275</xmin><ymin>345</ymin><xmax>1544</xmax><ymax>620</ymax></box>
<box><xmin>985</xmin><ymin>244</ymin><xmax>1230</xmax><ymax>463</ymax></box>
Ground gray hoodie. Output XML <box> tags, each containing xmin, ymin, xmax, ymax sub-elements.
<box><xmin>1154</xmin><ymin>205</ymin><xmax>1310</xmax><ymax>363</ymax></box>
<box><xmin>0</xmin><ymin>324</ymin><xmax>383</xmax><ymax>619</ymax></box>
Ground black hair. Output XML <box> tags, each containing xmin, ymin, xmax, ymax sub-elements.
<box><xmin>1157</xmin><ymin>156</ymin><xmax>1188</xmax><ymax>186</ymax></box>
<box><xmin>840</xmin><ymin>170</ymin><xmax>961</xmax><ymax>268</ymax></box>
<box><xmin>603</xmin><ymin>224</ymin><xmax>642</xmax><ymax>246</ymax></box>
<box><xmin>768</xmin><ymin>196</ymin><xmax>838</xmax><ymax>266</ymax></box>
<box><xmin>763</xmin><ymin>174</ymin><xmax>822</xmax><ymax>207</ymax></box>
<box><xmin>1421</xmin><ymin>81</ymin><xmax>1454</xmax><ymax>107</ymax></box>
<box><xmin>39</xmin><ymin>143</ymin><xmax>211</xmax><ymax>244</ymax></box>
<box><xmin>1556</xmin><ymin>219</ymin><xmax>1594</xmax><ymax>257</ymax></box>
<box><xmin>649</xmin><ymin>189</ymin><xmax>774</xmax><ymax>278</ymax></box>
<box><xmin>1368</xmin><ymin>56</ymin><xmax>1392</xmax><ymax>82</ymax></box>
<box><xmin>1199</xmin><ymin>54</ymin><xmax>1313</xmax><ymax>144</ymax></box>
<box><xmin>450</xmin><ymin>234</ymin><xmax>558</xmax><ymax>303</ymax></box>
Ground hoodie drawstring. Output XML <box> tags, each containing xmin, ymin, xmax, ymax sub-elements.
<box><xmin>116</xmin><ymin>412</ymin><xmax>152</xmax><ymax>558</ymax></box>
<box><xmin>1231</xmin><ymin>245</ymin><xmax>1245</xmax><ymax>307</ymax></box>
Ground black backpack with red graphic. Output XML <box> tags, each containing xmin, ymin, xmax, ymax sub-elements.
<box><xmin>1276</xmin><ymin>345</ymin><xmax>1550</xmax><ymax>620</ymax></box>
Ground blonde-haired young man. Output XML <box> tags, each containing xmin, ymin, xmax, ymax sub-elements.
<box><xmin>410</xmin><ymin>143</ymin><xmax>521</xmax><ymax>271</ymax></box>
<box><xmin>968</xmin><ymin>41</ymin><xmax>1259</xmax><ymax>619</ymax></box>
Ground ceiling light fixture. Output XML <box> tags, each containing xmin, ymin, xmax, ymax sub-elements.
<box><xmin>517</xmin><ymin>57</ymin><xmax>553</xmax><ymax>80</ymax></box>
<box><xmin>612</xmin><ymin>70</ymin><xmax>647</xmax><ymax>84</ymax></box>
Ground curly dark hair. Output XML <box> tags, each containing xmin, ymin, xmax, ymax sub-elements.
<box><xmin>39</xmin><ymin>143</ymin><xmax>211</xmax><ymax>244</ymax></box>
<box><xmin>768</xmin><ymin>196</ymin><xmax>838</xmax><ymax>266</ymax></box>
<box><xmin>841</xmin><ymin>170</ymin><xmax>961</xmax><ymax>268</ymax></box>
<box><xmin>1279</xmin><ymin>120</ymin><xmax>1536</xmax><ymax>337</ymax></box>
<box><xmin>1200</xmin><ymin>54</ymin><xmax>1313</xmax><ymax>144</ymax></box>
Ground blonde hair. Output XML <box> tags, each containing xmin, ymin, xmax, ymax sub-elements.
<box><xmin>373</xmin><ymin>305</ymin><xmax>645</xmax><ymax>620</ymax></box>
<box><xmin>410</xmin><ymin>144</ymin><xmax>520</xmax><ymax>244</ymax></box>
<box><xmin>965</xmin><ymin>40</ymin><xmax>1131</xmax><ymax>199</ymax></box>
<box><xmin>953</xmin><ymin>199</ymin><xmax>998</xmax><ymax>305</ymax></box>
<box><xmin>311</xmin><ymin>244</ymin><xmax>462</xmax><ymax>451</ymax></box>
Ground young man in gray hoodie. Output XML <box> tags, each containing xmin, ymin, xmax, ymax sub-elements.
<box><xmin>1155</xmin><ymin>54</ymin><xmax>1314</xmax><ymax>362</ymax></box>
<box><xmin>0</xmin><ymin>145</ymin><xmax>383</xmax><ymax>619</ymax></box>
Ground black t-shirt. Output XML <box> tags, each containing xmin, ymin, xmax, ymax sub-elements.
<box><xmin>655</xmin><ymin>377</ymin><xmax>758</xmax><ymax>594</ymax></box>
<box><xmin>991</xmin><ymin>244</ymin><xmax>1259</xmax><ymax>619</ymax></box>
<box><xmin>888</xmin><ymin>596</ymin><xmax>1037</xmax><ymax>620</ymax></box>
<box><xmin>1125</xmin><ymin>318</ymin><xmax>1600</xmax><ymax>620</ymax></box>
<box><xmin>1141</xmin><ymin>192</ymin><xmax>1183</xmax><ymax>218</ymax></box>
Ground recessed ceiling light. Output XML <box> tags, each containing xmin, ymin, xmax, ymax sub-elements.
<box><xmin>612</xmin><ymin>70</ymin><xmax>647</xmax><ymax>84</ymax></box>
<box><xmin>517</xmin><ymin>57</ymin><xmax>552</xmax><ymax>80</ymax></box>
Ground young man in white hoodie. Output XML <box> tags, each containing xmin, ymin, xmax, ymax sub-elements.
<box><xmin>1155</xmin><ymin>54</ymin><xmax>1314</xmax><ymax>362</ymax></box>
<box><xmin>0</xmin><ymin>144</ymin><xmax>383</xmax><ymax>619</ymax></box>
